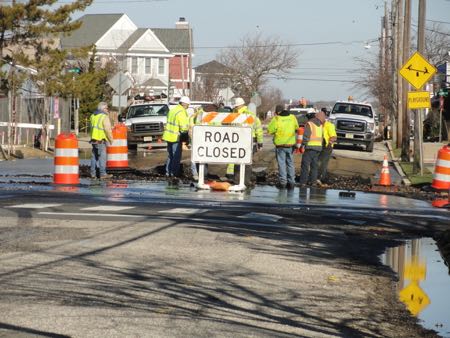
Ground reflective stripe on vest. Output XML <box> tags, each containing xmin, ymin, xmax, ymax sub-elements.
<box><xmin>162</xmin><ymin>105</ymin><xmax>188</xmax><ymax>142</ymax></box>
<box><xmin>307</xmin><ymin>121</ymin><xmax>323</xmax><ymax>147</ymax></box>
<box><xmin>90</xmin><ymin>113</ymin><xmax>107</xmax><ymax>141</ymax></box>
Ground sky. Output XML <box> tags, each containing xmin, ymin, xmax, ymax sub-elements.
<box><xmin>71</xmin><ymin>0</ymin><xmax>450</xmax><ymax>103</ymax></box>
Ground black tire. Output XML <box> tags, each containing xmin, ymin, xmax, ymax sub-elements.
<box><xmin>366</xmin><ymin>141</ymin><xmax>374</xmax><ymax>152</ymax></box>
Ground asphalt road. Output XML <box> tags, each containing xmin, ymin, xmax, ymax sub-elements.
<box><xmin>0</xmin><ymin>190</ymin><xmax>448</xmax><ymax>338</ymax></box>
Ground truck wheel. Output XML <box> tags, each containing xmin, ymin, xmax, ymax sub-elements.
<box><xmin>366</xmin><ymin>141</ymin><xmax>374</xmax><ymax>152</ymax></box>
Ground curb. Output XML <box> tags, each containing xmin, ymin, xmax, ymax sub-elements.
<box><xmin>385</xmin><ymin>141</ymin><xmax>411</xmax><ymax>186</ymax></box>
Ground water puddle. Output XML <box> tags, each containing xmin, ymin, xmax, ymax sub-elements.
<box><xmin>381</xmin><ymin>238</ymin><xmax>450</xmax><ymax>337</ymax></box>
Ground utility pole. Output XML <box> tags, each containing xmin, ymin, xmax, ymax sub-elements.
<box><xmin>401</xmin><ymin>0</ymin><xmax>411</xmax><ymax>161</ymax></box>
<box><xmin>396</xmin><ymin>0</ymin><xmax>404</xmax><ymax>150</ymax></box>
<box><xmin>380</xmin><ymin>15</ymin><xmax>386</xmax><ymax>127</ymax></box>
<box><xmin>391</xmin><ymin>0</ymin><xmax>398</xmax><ymax>146</ymax></box>
<box><xmin>188</xmin><ymin>24</ymin><xmax>193</xmax><ymax>99</ymax></box>
<box><xmin>413</xmin><ymin>0</ymin><xmax>426</xmax><ymax>174</ymax></box>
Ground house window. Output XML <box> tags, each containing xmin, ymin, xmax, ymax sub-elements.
<box><xmin>131</xmin><ymin>57</ymin><xmax>138</xmax><ymax>74</ymax></box>
<box><xmin>145</xmin><ymin>58</ymin><xmax>151</xmax><ymax>74</ymax></box>
<box><xmin>158</xmin><ymin>58</ymin><xmax>165</xmax><ymax>75</ymax></box>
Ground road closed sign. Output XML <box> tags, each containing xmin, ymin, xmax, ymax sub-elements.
<box><xmin>191</xmin><ymin>125</ymin><xmax>253</xmax><ymax>164</ymax></box>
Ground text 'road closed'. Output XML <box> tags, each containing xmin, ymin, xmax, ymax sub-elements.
<box><xmin>192</xmin><ymin>125</ymin><xmax>253</xmax><ymax>164</ymax></box>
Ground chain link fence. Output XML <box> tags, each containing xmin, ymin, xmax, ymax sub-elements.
<box><xmin>0</xmin><ymin>95</ymin><xmax>72</xmax><ymax>149</ymax></box>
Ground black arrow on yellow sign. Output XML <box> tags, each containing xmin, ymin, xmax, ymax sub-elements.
<box><xmin>407</xmin><ymin>64</ymin><xmax>429</xmax><ymax>77</ymax></box>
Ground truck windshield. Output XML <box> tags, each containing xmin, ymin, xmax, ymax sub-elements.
<box><xmin>127</xmin><ymin>104</ymin><xmax>169</xmax><ymax>118</ymax></box>
<box><xmin>332</xmin><ymin>104</ymin><xmax>373</xmax><ymax>118</ymax></box>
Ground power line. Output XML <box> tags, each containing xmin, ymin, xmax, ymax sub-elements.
<box><xmin>268</xmin><ymin>76</ymin><xmax>357</xmax><ymax>83</ymax></box>
<box><xmin>194</xmin><ymin>39</ymin><xmax>378</xmax><ymax>50</ymax></box>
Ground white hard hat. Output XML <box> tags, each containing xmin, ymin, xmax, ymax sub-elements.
<box><xmin>234</xmin><ymin>97</ymin><xmax>245</xmax><ymax>107</ymax></box>
<box><xmin>179</xmin><ymin>96</ymin><xmax>190</xmax><ymax>104</ymax></box>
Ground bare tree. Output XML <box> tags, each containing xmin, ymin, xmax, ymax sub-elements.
<box><xmin>412</xmin><ymin>22</ymin><xmax>450</xmax><ymax>66</ymax></box>
<box><xmin>259</xmin><ymin>86</ymin><xmax>283</xmax><ymax>121</ymax></box>
<box><xmin>218</xmin><ymin>33</ymin><xmax>299</xmax><ymax>103</ymax></box>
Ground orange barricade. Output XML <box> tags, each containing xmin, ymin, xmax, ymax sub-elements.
<box><xmin>53</xmin><ymin>133</ymin><xmax>79</xmax><ymax>185</ymax></box>
<box><xmin>295</xmin><ymin>126</ymin><xmax>305</xmax><ymax>153</ymax></box>
<box><xmin>431</xmin><ymin>145</ymin><xmax>450</xmax><ymax>191</ymax></box>
<box><xmin>107</xmin><ymin>124</ymin><xmax>129</xmax><ymax>169</ymax></box>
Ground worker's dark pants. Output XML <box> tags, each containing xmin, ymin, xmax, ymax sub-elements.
<box><xmin>299</xmin><ymin>149</ymin><xmax>321</xmax><ymax>185</ymax></box>
<box><xmin>166</xmin><ymin>141</ymin><xmax>182</xmax><ymax>177</ymax></box>
<box><xmin>318</xmin><ymin>147</ymin><xmax>333</xmax><ymax>182</ymax></box>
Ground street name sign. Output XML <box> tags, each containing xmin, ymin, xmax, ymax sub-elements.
<box><xmin>399</xmin><ymin>51</ymin><xmax>437</xmax><ymax>90</ymax></box>
<box><xmin>192</xmin><ymin>125</ymin><xmax>253</xmax><ymax>164</ymax></box>
<box><xmin>407</xmin><ymin>91</ymin><xmax>431</xmax><ymax>110</ymax></box>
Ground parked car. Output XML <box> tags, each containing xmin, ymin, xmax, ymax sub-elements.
<box><xmin>329</xmin><ymin>100</ymin><xmax>376</xmax><ymax>152</ymax></box>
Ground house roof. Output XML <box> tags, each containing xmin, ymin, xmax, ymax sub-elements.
<box><xmin>116</xmin><ymin>28</ymin><xmax>171</xmax><ymax>55</ymax></box>
<box><xmin>60</xmin><ymin>14</ymin><xmax>124</xmax><ymax>49</ymax></box>
<box><xmin>151</xmin><ymin>28</ymin><xmax>192</xmax><ymax>54</ymax></box>
<box><xmin>194</xmin><ymin>60</ymin><xmax>231</xmax><ymax>74</ymax></box>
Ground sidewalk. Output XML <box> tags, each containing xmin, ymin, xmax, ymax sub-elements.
<box><xmin>386</xmin><ymin>141</ymin><xmax>447</xmax><ymax>186</ymax></box>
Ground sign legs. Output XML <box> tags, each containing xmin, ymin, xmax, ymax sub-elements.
<box><xmin>229</xmin><ymin>164</ymin><xmax>246</xmax><ymax>192</ymax></box>
<box><xmin>196</xmin><ymin>164</ymin><xmax>210</xmax><ymax>190</ymax></box>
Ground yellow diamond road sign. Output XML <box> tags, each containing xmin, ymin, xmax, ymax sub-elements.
<box><xmin>399</xmin><ymin>51</ymin><xmax>437</xmax><ymax>89</ymax></box>
<box><xmin>399</xmin><ymin>281</ymin><xmax>430</xmax><ymax>316</ymax></box>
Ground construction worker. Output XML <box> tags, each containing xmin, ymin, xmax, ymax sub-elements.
<box><xmin>189</xmin><ymin>104</ymin><xmax>217</xmax><ymax>180</ymax></box>
<box><xmin>298</xmin><ymin>110</ymin><xmax>326</xmax><ymax>187</ymax></box>
<box><xmin>90</xmin><ymin>101</ymin><xmax>114</xmax><ymax>179</ymax></box>
<box><xmin>226</xmin><ymin>97</ymin><xmax>263</xmax><ymax>186</ymax></box>
<box><xmin>162</xmin><ymin>96</ymin><xmax>190</xmax><ymax>180</ymax></box>
<box><xmin>268</xmin><ymin>104</ymin><xmax>299</xmax><ymax>189</ymax></box>
<box><xmin>318</xmin><ymin>108</ymin><xmax>337</xmax><ymax>185</ymax></box>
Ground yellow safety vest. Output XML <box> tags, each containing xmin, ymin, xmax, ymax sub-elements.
<box><xmin>90</xmin><ymin>113</ymin><xmax>107</xmax><ymax>141</ymax></box>
<box><xmin>307</xmin><ymin>121</ymin><xmax>323</xmax><ymax>147</ymax></box>
<box><xmin>233</xmin><ymin>106</ymin><xmax>263</xmax><ymax>143</ymax></box>
<box><xmin>323</xmin><ymin>121</ymin><xmax>337</xmax><ymax>147</ymax></box>
<box><xmin>268</xmin><ymin>114</ymin><xmax>298</xmax><ymax>146</ymax></box>
<box><xmin>162</xmin><ymin>104</ymin><xmax>189</xmax><ymax>143</ymax></box>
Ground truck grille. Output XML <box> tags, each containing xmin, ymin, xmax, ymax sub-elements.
<box><xmin>133</xmin><ymin>122</ymin><xmax>163</xmax><ymax>134</ymax></box>
<box><xmin>337</xmin><ymin>120</ymin><xmax>365</xmax><ymax>132</ymax></box>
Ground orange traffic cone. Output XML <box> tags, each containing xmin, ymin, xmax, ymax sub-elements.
<box><xmin>378</xmin><ymin>155</ymin><xmax>392</xmax><ymax>186</ymax></box>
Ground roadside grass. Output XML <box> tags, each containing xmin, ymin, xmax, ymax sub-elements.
<box><xmin>399</xmin><ymin>162</ymin><xmax>433</xmax><ymax>185</ymax></box>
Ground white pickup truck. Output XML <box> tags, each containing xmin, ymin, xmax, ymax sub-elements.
<box><xmin>122</xmin><ymin>101</ymin><xmax>170</xmax><ymax>147</ymax></box>
<box><xmin>329</xmin><ymin>101</ymin><xmax>376</xmax><ymax>152</ymax></box>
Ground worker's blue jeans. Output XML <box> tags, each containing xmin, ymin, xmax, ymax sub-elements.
<box><xmin>91</xmin><ymin>143</ymin><xmax>107</xmax><ymax>177</ymax></box>
<box><xmin>276</xmin><ymin>147</ymin><xmax>295</xmax><ymax>186</ymax></box>
<box><xmin>166</xmin><ymin>141</ymin><xmax>182</xmax><ymax>177</ymax></box>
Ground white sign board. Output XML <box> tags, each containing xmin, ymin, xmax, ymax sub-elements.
<box><xmin>192</xmin><ymin>125</ymin><xmax>253</xmax><ymax>165</ymax></box>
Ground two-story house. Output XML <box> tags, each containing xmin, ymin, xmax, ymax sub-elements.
<box><xmin>60</xmin><ymin>14</ymin><xmax>192</xmax><ymax>101</ymax></box>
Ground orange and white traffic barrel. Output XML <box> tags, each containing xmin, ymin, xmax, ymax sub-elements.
<box><xmin>53</xmin><ymin>133</ymin><xmax>79</xmax><ymax>185</ymax></box>
<box><xmin>431</xmin><ymin>144</ymin><xmax>450</xmax><ymax>191</ymax></box>
<box><xmin>295</xmin><ymin>126</ymin><xmax>305</xmax><ymax>153</ymax></box>
<box><xmin>107</xmin><ymin>124</ymin><xmax>128</xmax><ymax>169</ymax></box>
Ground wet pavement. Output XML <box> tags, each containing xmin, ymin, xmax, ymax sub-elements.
<box><xmin>0</xmin><ymin>159</ymin><xmax>448</xmax><ymax>215</ymax></box>
<box><xmin>382</xmin><ymin>238</ymin><xmax>450</xmax><ymax>338</ymax></box>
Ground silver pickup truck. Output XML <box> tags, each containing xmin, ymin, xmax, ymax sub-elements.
<box><xmin>122</xmin><ymin>102</ymin><xmax>170</xmax><ymax>147</ymax></box>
